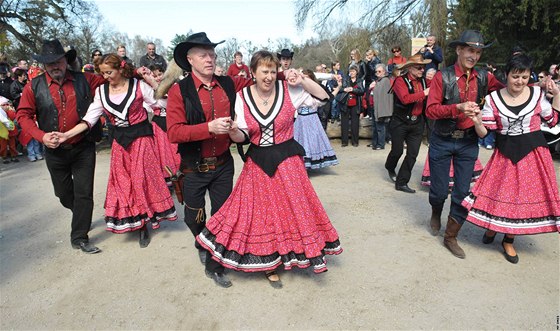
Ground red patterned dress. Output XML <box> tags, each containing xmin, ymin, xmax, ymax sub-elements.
<box><xmin>197</xmin><ymin>81</ymin><xmax>342</xmax><ymax>273</ymax></box>
<box><xmin>462</xmin><ymin>86</ymin><xmax>560</xmax><ymax>234</ymax></box>
<box><xmin>84</xmin><ymin>78</ymin><xmax>177</xmax><ymax>233</ymax></box>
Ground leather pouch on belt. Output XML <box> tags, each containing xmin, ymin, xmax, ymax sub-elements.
<box><xmin>165</xmin><ymin>166</ymin><xmax>184</xmax><ymax>204</ymax></box>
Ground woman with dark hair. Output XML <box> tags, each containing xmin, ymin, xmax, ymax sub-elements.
<box><xmin>387</xmin><ymin>46</ymin><xmax>407</xmax><ymax>75</ymax></box>
<box><xmin>340</xmin><ymin>64</ymin><xmax>365</xmax><ymax>147</ymax></box>
<box><xmin>463</xmin><ymin>54</ymin><xmax>560</xmax><ymax>263</ymax></box>
<box><xmin>196</xmin><ymin>50</ymin><xmax>342</xmax><ymax>288</ymax></box>
<box><xmin>56</xmin><ymin>54</ymin><xmax>177</xmax><ymax>248</ymax></box>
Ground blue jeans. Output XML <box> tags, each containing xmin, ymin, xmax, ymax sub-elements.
<box><xmin>478</xmin><ymin>131</ymin><xmax>495</xmax><ymax>147</ymax></box>
<box><xmin>27</xmin><ymin>139</ymin><xmax>43</xmax><ymax>159</ymax></box>
<box><xmin>371</xmin><ymin>117</ymin><xmax>389</xmax><ymax>148</ymax></box>
<box><xmin>428</xmin><ymin>132</ymin><xmax>479</xmax><ymax>224</ymax></box>
<box><xmin>331</xmin><ymin>100</ymin><xmax>340</xmax><ymax>120</ymax></box>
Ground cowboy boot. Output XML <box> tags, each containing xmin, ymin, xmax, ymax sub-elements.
<box><xmin>443</xmin><ymin>216</ymin><xmax>465</xmax><ymax>259</ymax></box>
<box><xmin>430</xmin><ymin>205</ymin><xmax>443</xmax><ymax>236</ymax></box>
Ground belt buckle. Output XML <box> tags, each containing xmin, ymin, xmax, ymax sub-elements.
<box><xmin>197</xmin><ymin>163</ymin><xmax>210</xmax><ymax>172</ymax></box>
<box><xmin>451</xmin><ymin>130</ymin><xmax>464</xmax><ymax>139</ymax></box>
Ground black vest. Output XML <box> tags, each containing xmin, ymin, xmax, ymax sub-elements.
<box><xmin>393</xmin><ymin>75</ymin><xmax>427</xmax><ymax>122</ymax></box>
<box><xmin>31</xmin><ymin>71</ymin><xmax>101</xmax><ymax>141</ymax></box>
<box><xmin>433</xmin><ymin>66</ymin><xmax>488</xmax><ymax>134</ymax></box>
<box><xmin>176</xmin><ymin>75</ymin><xmax>237</xmax><ymax>169</ymax></box>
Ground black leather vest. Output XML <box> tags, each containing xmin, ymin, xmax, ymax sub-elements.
<box><xmin>393</xmin><ymin>76</ymin><xmax>427</xmax><ymax>122</ymax></box>
<box><xmin>433</xmin><ymin>66</ymin><xmax>488</xmax><ymax>134</ymax></box>
<box><xmin>31</xmin><ymin>71</ymin><xmax>100</xmax><ymax>141</ymax></box>
<box><xmin>176</xmin><ymin>75</ymin><xmax>236</xmax><ymax>168</ymax></box>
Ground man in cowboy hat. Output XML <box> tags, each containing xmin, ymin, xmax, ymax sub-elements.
<box><xmin>425</xmin><ymin>30</ymin><xmax>504</xmax><ymax>258</ymax></box>
<box><xmin>166</xmin><ymin>32</ymin><xmax>253</xmax><ymax>288</ymax></box>
<box><xmin>277</xmin><ymin>49</ymin><xmax>294</xmax><ymax>72</ymax></box>
<box><xmin>385</xmin><ymin>54</ymin><xmax>431</xmax><ymax>193</ymax></box>
<box><xmin>16</xmin><ymin>39</ymin><xmax>106</xmax><ymax>254</ymax></box>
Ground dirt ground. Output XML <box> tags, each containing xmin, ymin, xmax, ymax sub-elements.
<box><xmin>1</xmin><ymin>137</ymin><xmax>559</xmax><ymax>330</ymax></box>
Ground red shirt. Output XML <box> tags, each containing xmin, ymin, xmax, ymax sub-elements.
<box><xmin>166</xmin><ymin>74</ymin><xmax>251</xmax><ymax>158</ymax></box>
<box><xmin>226</xmin><ymin>62</ymin><xmax>250</xmax><ymax>78</ymax></box>
<box><xmin>16</xmin><ymin>71</ymin><xmax>106</xmax><ymax>144</ymax></box>
<box><xmin>426</xmin><ymin>63</ymin><xmax>504</xmax><ymax>129</ymax></box>
<box><xmin>388</xmin><ymin>55</ymin><xmax>407</xmax><ymax>65</ymax></box>
<box><xmin>393</xmin><ymin>73</ymin><xmax>430</xmax><ymax>117</ymax></box>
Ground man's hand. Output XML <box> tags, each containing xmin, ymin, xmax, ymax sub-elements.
<box><xmin>43</xmin><ymin>132</ymin><xmax>60</xmax><ymax>149</ymax></box>
<box><xmin>208</xmin><ymin>117</ymin><xmax>233</xmax><ymax>135</ymax></box>
<box><xmin>457</xmin><ymin>101</ymin><xmax>480</xmax><ymax>117</ymax></box>
<box><xmin>423</xmin><ymin>87</ymin><xmax>430</xmax><ymax>96</ymax></box>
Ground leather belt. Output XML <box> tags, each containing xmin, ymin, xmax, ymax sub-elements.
<box><xmin>181</xmin><ymin>153</ymin><xmax>230</xmax><ymax>174</ymax></box>
<box><xmin>436</xmin><ymin>128</ymin><xmax>475</xmax><ymax>139</ymax></box>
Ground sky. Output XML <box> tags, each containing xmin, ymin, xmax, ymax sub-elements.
<box><xmin>93</xmin><ymin>0</ymin><xmax>317</xmax><ymax>48</ymax></box>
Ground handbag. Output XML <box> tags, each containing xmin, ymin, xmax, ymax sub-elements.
<box><xmin>335</xmin><ymin>91</ymin><xmax>348</xmax><ymax>104</ymax></box>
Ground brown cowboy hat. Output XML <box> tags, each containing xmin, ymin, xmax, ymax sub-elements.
<box><xmin>397</xmin><ymin>53</ymin><xmax>431</xmax><ymax>70</ymax></box>
<box><xmin>32</xmin><ymin>39</ymin><xmax>77</xmax><ymax>64</ymax></box>
<box><xmin>448</xmin><ymin>30</ymin><xmax>493</xmax><ymax>49</ymax></box>
<box><xmin>173</xmin><ymin>32</ymin><xmax>225</xmax><ymax>72</ymax></box>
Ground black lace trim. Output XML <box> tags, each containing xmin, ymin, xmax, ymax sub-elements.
<box><xmin>467</xmin><ymin>193</ymin><xmax>560</xmax><ymax>224</ymax></box>
<box><xmin>105</xmin><ymin>206</ymin><xmax>177</xmax><ymax>227</ymax></box>
<box><xmin>199</xmin><ymin>228</ymin><xmax>341</xmax><ymax>272</ymax></box>
<box><xmin>304</xmin><ymin>155</ymin><xmax>338</xmax><ymax>166</ymax></box>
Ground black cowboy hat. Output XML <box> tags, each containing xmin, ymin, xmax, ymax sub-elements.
<box><xmin>32</xmin><ymin>39</ymin><xmax>77</xmax><ymax>64</ymax></box>
<box><xmin>448</xmin><ymin>30</ymin><xmax>493</xmax><ymax>49</ymax></box>
<box><xmin>173</xmin><ymin>32</ymin><xmax>225</xmax><ymax>72</ymax></box>
<box><xmin>277</xmin><ymin>49</ymin><xmax>294</xmax><ymax>59</ymax></box>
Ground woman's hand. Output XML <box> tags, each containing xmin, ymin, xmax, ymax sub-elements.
<box><xmin>285</xmin><ymin>69</ymin><xmax>302</xmax><ymax>86</ymax></box>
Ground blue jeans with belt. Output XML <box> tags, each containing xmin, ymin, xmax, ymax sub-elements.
<box><xmin>428</xmin><ymin>131</ymin><xmax>479</xmax><ymax>224</ymax></box>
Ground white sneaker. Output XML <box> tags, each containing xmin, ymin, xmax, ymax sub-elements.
<box><xmin>486</xmin><ymin>145</ymin><xmax>493</xmax><ymax>150</ymax></box>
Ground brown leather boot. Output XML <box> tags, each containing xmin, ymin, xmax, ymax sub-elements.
<box><xmin>443</xmin><ymin>216</ymin><xmax>465</xmax><ymax>259</ymax></box>
<box><xmin>430</xmin><ymin>205</ymin><xmax>443</xmax><ymax>236</ymax></box>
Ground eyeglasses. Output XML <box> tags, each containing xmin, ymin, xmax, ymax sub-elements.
<box><xmin>392</xmin><ymin>50</ymin><xmax>401</xmax><ymax>53</ymax></box>
<box><xmin>412</xmin><ymin>65</ymin><xmax>425</xmax><ymax>71</ymax></box>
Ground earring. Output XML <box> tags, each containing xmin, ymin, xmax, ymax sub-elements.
<box><xmin>252</xmin><ymin>77</ymin><xmax>256</xmax><ymax>83</ymax></box>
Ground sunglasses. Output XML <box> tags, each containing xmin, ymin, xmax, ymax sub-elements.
<box><xmin>412</xmin><ymin>65</ymin><xmax>425</xmax><ymax>70</ymax></box>
<box><xmin>392</xmin><ymin>50</ymin><xmax>401</xmax><ymax>53</ymax></box>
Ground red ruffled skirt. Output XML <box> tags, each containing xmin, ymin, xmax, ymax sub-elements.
<box><xmin>462</xmin><ymin>147</ymin><xmax>560</xmax><ymax>234</ymax></box>
<box><xmin>197</xmin><ymin>155</ymin><xmax>342</xmax><ymax>273</ymax></box>
<box><xmin>104</xmin><ymin>136</ymin><xmax>177</xmax><ymax>233</ymax></box>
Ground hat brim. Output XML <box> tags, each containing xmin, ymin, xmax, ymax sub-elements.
<box><xmin>32</xmin><ymin>50</ymin><xmax>77</xmax><ymax>65</ymax></box>
<box><xmin>174</xmin><ymin>40</ymin><xmax>225</xmax><ymax>72</ymax></box>
<box><xmin>448</xmin><ymin>41</ymin><xmax>493</xmax><ymax>49</ymax></box>
<box><xmin>397</xmin><ymin>59</ymin><xmax>432</xmax><ymax>70</ymax></box>
<box><xmin>277</xmin><ymin>52</ymin><xmax>294</xmax><ymax>59</ymax></box>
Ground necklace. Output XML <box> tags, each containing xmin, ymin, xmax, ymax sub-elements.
<box><xmin>255</xmin><ymin>87</ymin><xmax>273</xmax><ymax>106</ymax></box>
<box><xmin>506</xmin><ymin>87</ymin><xmax>524</xmax><ymax>101</ymax></box>
<box><xmin>110</xmin><ymin>81</ymin><xmax>127</xmax><ymax>92</ymax></box>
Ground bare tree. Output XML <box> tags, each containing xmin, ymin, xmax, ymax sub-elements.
<box><xmin>1</xmin><ymin>0</ymin><xmax>91</xmax><ymax>52</ymax></box>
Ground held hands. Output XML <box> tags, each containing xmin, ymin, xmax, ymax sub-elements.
<box><xmin>457</xmin><ymin>101</ymin><xmax>480</xmax><ymax>117</ymax></box>
<box><xmin>423</xmin><ymin>87</ymin><xmax>430</xmax><ymax>96</ymax></box>
<box><xmin>208</xmin><ymin>117</ymin><xmax>233</xmax><ymax>135</ymax></box>
<box><xmin>344</xmin><ymin>87</ymin><xmax>353</xmax><ymax>93</ymax></box>
<box><xmin>43</xmin><ymin>132</ymin><xmax>63</xmax><ymax>149</ymax></box>
<box><xmin>285</xmin><ymin>69</ymin><xmax>302</xmax><ymax>86</ymax></box>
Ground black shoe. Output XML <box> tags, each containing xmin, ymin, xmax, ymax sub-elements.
<box><xmin>72</xmin><ymin>241</ymin><xmax>101</xmax><ymax>254</ymax></box>
<box><xmin>341</xmin><ymin>144</ymin><xmax>348</xmax><ymax>147</ymax></box>
<box><xmin>395</xmin><ymin>184</ymin><xmax>416</xmax><ymax>193</ymax></box>
<box><xmin>352</xmin><ymin>143</ymin><xmax>359</xmax><ymax>147</ymax></box>
<box><xmin>11</xmin><ymin>158</ymin><xmax>19</xmax><ymax>163</ymax></box>
<box><xmin>198</xmin><ymin>249</ymin><xmax>207</xmax><ymax>265</ymax></box>
<box><xmin>502</xmin><ymin>236</ymin><xmax>519</xmax><ymax>264</ymax></box>
<box><xmin>367</xmin><ymin>144</ymin><xmax>373</xmax><ymax>147</ymax></box>
<box><xmin>387</xmin><ymin>170</ymin><xmax>397</xmax><ymax>182</ymax></box>
<box><xmin>482</xmin><ymin>231</ymin><xmax>496</xmax><ymax>244</ymax></box>
<box><xmin>205</xmin><ymin>269</ymin><xmax>232</xmax><ymax>288</ymax></box>
<box><xmin>139</xmin><ymin>227</ymin><xmax>150</xmax><ymax>248</ymax></box>
<box><xmin>3</xmin><ymin>159</ymin><xmax>10</xmax><ymax>164</ymax></box>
